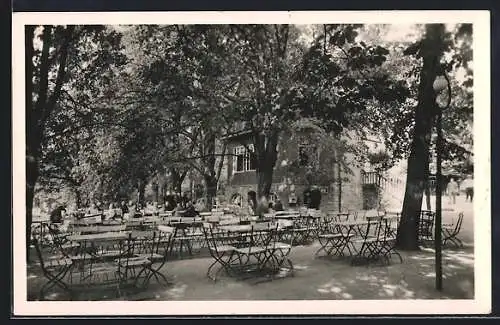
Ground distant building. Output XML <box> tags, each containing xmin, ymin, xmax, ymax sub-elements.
<box><xmin>221</xmin><ymin>127</ymin><xmax>402</xmax><ymax>212</ymax></box>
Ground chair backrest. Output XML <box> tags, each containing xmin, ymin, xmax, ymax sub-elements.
<box><xmin>32</xmin><ymin>237</ymin><xmax>48</xmax><ymax>271</ymax></box>
<box><xmin>453</xmin><ymin>212</ymin><xmax>464</xmax><ymax>235</ymax></box>
<box><xmin>156</xmin><ymin>225</ymin><xmax>175</xmax><ymax>253</ymax></box>
<box><xmin>364</xmin><ymin>219</ymin><xmax>383</xmax><ymax>239</ymax></box>
<box><xmin>203</xmin><ymin>223</ymin><xmax>236</xmax><ymax>253</ymax></box>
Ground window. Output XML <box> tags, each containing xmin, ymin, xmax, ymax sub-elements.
<box><xmin>233</xmin><ymin>145</ymin><xmax>256</xmax><ymax>173</ymax></box>
<box><xmin>298</xmin><ymin>144</ymin><xmax>319</xmax><ymax>167</ymax></box>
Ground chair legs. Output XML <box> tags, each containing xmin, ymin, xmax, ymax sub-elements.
<box><xmin>442</xmin><ymin>229</ymin><xmax>464</xmax><ymax>248</ymax></box>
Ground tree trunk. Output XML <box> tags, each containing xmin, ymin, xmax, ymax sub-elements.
<box><xmin>337</xmin><ymin>162</ymin><xmax>342</xmax><ymax>212</ymax></box>
<box><xmin>137</xmin><ymin>179</ymin><xmax>146</xmax><ymax>206</ymax></box>
<box><xmin>26</xmin><ymin>158</ymin><xmax>38</xmax><ymax>263</ymax></box>
<box><xmin>152</xmin><ymin>181</ymin><xmax>159</xmax><ymax>204</ymax></box>
<box><xmin>204</xmin><ymin>174</ymin><xmax>218</xmax><ymax>210</ymax></box>
<box><xmin>397</xmin><ymin>24</ymin><xmax>445</xmax><ymax>251</ymax></box>
<box><xmin>254</xmin><ymin>132</ymin><xmax>279</xmax><ymax>199</ymax></box>
<box><xmin>25</xmin><ymin>25</ymin><xmax>36</xmax><ymax>263</ymax></box>
<box><xmin>170</xmin><ymin>168</ymin><xmax>186</xmax><ymax>197</ymax></box>
<box><xmin>74</xmin><ymin>187</ymin><xmax>82</xmax><ymax>209</ymax></box>
<box><xmin>257</xmin><ymin>164</ymin><xmax>274</xmax><ymax>199</ymax></box>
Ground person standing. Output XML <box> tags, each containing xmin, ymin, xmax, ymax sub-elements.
<box><xmin>462</xmin><ymin>174</ymin><xmax>474</xmax><ymax>202</ymax></box>
<box><xmin>448</xmin><ymin>178</ymin><xmax>459</xmax><ymax>205</ymax></box>
<box><xmin>247</xmin><ymin>191</ymin><xmax>257</xmax><ymax>215</ymax></box>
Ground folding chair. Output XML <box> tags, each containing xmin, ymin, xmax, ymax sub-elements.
<box><xmin>351</xmin><ymin>219</ymin><xmax>385</xmax><ymax>265</ymax></box>
<box><xmin>442</xmin><ymin>212</ymin><xmax>464</xmax><ymax>248</ymax></box>
<box><xmin>378</xmin><ymin>218</ymin><xmax>403</xmax><ymax>264</ymax></box>
<box><xmin>32</xmin><ymin>237</ymin><xmax>74</xmax><ymax>300</ymax></box>
<box><xmin>233</xmin><ymin>223</ymin><xmax>274</xmax><ymax>275</ymax></box>
<box><xmin>265</xmin><ymin>224</ymin><xmax>294</xmax><ymax>277</ymax></box>
<box><xmin>202</xmin><ymin>223</ymin><xmax>237</xmax><ymax>281</ymax></box>
<box><xmin>68</xmin><ymin>235</ymin><xmax>130</xmax><ymax>298</ymax></box>
<box><xmin>127</xmin><ymin>225</ymin><xmax>174</xmax><ymax>288</ymax></box>
<box><xmin>315</xmin><ymin>219</ymin><xmax>346</xmax><ymax>258</ymax></box>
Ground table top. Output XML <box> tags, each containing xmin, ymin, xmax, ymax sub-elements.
<box><xmin>274</xmin><ymin>210</ymin><xmax>299</xmax><ymax>215</ymax></box>
<box><xmin>170</xmin><ymin>219</ymin><xmax>203</xmax><ymax>227</ymax></box>
<box><xmin>219</xmin><ymin>224</ymin><xmax>253</xmax><ymax>232</ymax></box>
<box><xmin>274</xmin><ymin>214</ymin><xmax>301</xmax><ymax>219</ymax></box>
<box><xmin>67</xmin><ymin>231</ymin><xmax>131</xmax><ymax>242</ymax></box>
<box><xmin>334</xmin><ymin>220</ymin><xmax>369</xmax><ymax>226</ymax></box>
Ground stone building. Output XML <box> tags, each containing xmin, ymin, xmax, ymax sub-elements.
<box><xmin>220</xmin><ymin>126</ymin><xmax>398</xmax><ymax>212</ymax></box>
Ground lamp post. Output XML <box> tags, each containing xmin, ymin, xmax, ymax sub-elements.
<box><xmin>433</xmin><ymin>70</ymin><xmax>452</xmax><ymax>291</ymax></box>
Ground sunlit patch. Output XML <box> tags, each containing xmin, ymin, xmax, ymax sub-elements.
<box><xmin>293</xmin><ymin>265</ymin><xmax>309</xmax><ymax>270</ymax></box>
<box><xmin>356</xmin><ymin>275</ymin><xmax>370</xmax><ymax>281</ymax></box>
<box><xmin>403</xmin><ymin>290</ymin><xmax>415</xmax><ymax>298</ymax></box>
<box><xmin>341</xmin><ymin>292</ymin><xmax>353</xmax><ymax>299</ymax></box>
<box><xmin>330</xmin><ymin>286</ymin><xmax>342</xmax><ymax>293</ymax></box>
<box><xmin>164</xmin><ymin>283</ymin><xmax>187</xmax><ymax>299</ymax></box>
<box><xmin>317</xmin><ymin>288</ymin><xmax>330</xmax><ymax>294</ymax></box>
<box><xmin>443</xmin><ymin>252</ymin><xmax>474</xmax><ymax>267</ymax></box>
<box><xmin>27</xmin><ymin>274</ymin><xmax>38</xmax><ymax>279</ymax></box>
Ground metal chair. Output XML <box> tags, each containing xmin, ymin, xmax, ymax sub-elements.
<box><xmin>442</xmin><ymin>212</ymin><xmax>464</xmax><ymax>248</ymax></box>
<box><xmin>32</xmin><ymin>237</ymin><xmax>74</xmax><ymax>300</ymax></box>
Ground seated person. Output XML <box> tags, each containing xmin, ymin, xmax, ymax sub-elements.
<box><xmin>50</xmin><ymin>205</ymin><xmax>66</xmax><ymax>224</ymax></box>
<box><xmin>184</xmin><ymin>202</ymin><xmax>200</xmax><ymax>218</ymax></box>
<box><xmin>273</xmin><ymin>199</ymin><xmax>284</xmax><ymax>211</ymax></box>
<box><xmin>121</xmin><ymin>201</ymin><xmax>129</xmax><ymax>214</ymax></box>
<box><xmin>173</xmin><ymin>203</ymin><xmax>185</xmax><ymax>218</ymax></box>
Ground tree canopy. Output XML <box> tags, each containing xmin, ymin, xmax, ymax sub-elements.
<box><xmin>27</xmin><ymin>24</ymin><xmax>473</xmax><ymax>252</ymax></box>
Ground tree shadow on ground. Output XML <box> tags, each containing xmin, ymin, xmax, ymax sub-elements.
<box><xmin>314</xmin><ymin>247</ymin><xmax>474</xmax><ymax>300</ymax></box>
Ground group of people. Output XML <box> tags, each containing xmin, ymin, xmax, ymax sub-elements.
<box><xmin>245</xmin><ymin>188</ymin><xmax>322</xmax><ymax>218</ymax></box>
<box><xmin>446</xmin><ymin>174</ymin><xmax>474</xmax><ymax>204</ymax></box>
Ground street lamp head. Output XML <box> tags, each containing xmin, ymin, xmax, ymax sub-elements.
<box><xmin>433</xmin><ymin>75</ymin><xmax>448</xmax><ymax>93</ymax></box>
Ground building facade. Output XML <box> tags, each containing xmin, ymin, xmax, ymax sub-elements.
<box><xmin>221</xmin><ymin>128</ymin><xmax>377</xmax><ymax>212</ymax></box>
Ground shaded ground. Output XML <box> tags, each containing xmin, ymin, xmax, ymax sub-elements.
<box><xmin>27</xmin><ymin>243</ymin><xmax>474</xmax><ymax>301</ymax></box>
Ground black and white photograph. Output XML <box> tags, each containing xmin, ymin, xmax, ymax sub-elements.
<box><xmin>12</xmin><ymin>11</ymin><xmax>491</xmax><ymax>315</ymax></box>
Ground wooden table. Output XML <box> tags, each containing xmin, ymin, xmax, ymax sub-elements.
<box><xmin>67</xmin><ymin>231</ymin><xmax>130</xmax><ymax>242</ymax></box>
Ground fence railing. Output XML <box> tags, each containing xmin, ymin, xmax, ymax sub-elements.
<box><xmin>361</xmin><ymin>171</ymin><xmax>405</xmax><ymax>191</ymax></box>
